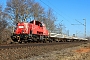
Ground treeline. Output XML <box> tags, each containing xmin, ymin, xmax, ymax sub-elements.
<box><xmin>0</xmin><ymin>0</ymin><xmax>57</xmax><ymax>44</ymax></box>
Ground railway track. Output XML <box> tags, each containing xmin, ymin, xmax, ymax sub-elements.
<box><xmin>0</xmin><ymin>42</ymin><xmax>88</xmax><ymax>49</ymax></box>
<box><xmin>0</xmin><ymin>41</ymin><xmax>89</xmax><ymax>60</ymax></box>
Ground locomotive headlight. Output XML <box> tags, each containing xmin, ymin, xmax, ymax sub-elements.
<box><xmin>22</xmin><ymin>32</ymin><xmax>24</xmax><ymax>33</ymax></box>
<box><xmin>22</xmin><ymin>30</ymin><xmax>24</xmax><ymax>33</ymax></box>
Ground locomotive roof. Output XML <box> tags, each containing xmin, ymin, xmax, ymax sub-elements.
<box><xmin>30</xmin><ymin>20</ymin><xmax>41</xmax><ymax>23</ymax></box>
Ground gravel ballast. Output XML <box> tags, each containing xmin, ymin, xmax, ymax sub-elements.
<box><xmin>0</xmin><ymin>42</ymin><xmax>90</xmax><ymax>60</ymax></box>
<box><xmin>20</xmin><ymin>43</ymin><xmax>90</xmax><ymax>60</ymax></box>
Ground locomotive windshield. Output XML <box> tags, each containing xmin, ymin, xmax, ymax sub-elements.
<box><xmin>30</xmin><ymin>20</ymin><xmax>43</xmax><ymax>27</ymax></box>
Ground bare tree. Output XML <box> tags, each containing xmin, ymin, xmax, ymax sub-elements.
<box><xmin>5</xmin><ymin>0</ymin><xmax>35</xmax><ymax>24</ymax></box>
<box><xmin>0</xmin><ymin>5</ymin><xmax>9</xmax><ymax>44</ymax></box>
<box><xmin>0</xmin><ymin>5</ymin><xmax>8</xmax><ymax>31</ymax></box>
<box><xmin>44</xmin><ymin>8</ymin><xmax>56</xmax><ymax>32</ymax></box>
<box><xmin>31</xmin><ymin>2</ymin><xmax>44</xmax><ymax>21</ymax></box>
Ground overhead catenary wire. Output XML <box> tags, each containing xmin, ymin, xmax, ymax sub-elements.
<box><xmin>39</xmin><ymin>0</ymin><xmax>72</xmax><ymax>24</ymax></box>
<box><xmin>46</xmin><ymin>0</ymin><xmax>72</xmax><ymax>20</ymax></box>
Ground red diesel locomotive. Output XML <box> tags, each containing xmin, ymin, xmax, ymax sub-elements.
<box><xmin>11</xmin><ymin>20</ymin><xmax>88</xmax><ymax>43</ymax></box>
<box><xmin>11</xmin><ymin>20</ymin><xmax>49</xmax><ymax>43</ymax></box>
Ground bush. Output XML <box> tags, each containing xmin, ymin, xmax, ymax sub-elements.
<box><xmin>0</xmin><ymin>29</ymin><xmax>12</xmax><ymax>44</ymax></box>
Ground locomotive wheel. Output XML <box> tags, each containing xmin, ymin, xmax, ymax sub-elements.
<box><xmin>43</xmin><ymin>39</ymin><xmax>47</xmax><ymax>43</ymax></box>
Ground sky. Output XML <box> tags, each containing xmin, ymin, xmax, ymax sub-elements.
<box><xmin>0</xmin><ymin>0</ymin><xmax>90</xmax><ymax>37</ymax></box>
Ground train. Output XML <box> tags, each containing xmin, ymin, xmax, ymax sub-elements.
<box><xmin>11</xmin><ymin>20</ymin><xmax>88</xmax><ymax>43</ymax></box>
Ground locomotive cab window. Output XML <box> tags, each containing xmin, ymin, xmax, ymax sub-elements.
<box><xmin>40</xmin><ymin>23</ymin><xmax>43</xmax><ymax>27</ymax></box>
<box><xmin>30</xmin><ymin>20</ymin><xmax>43</xmax><ymax>27</ymax></box>
<box><xmin>35</xmin><ymin>21</ymin><xmax>43</xmax><ymax>27</ymax></box>
<box><xmin>30</xmin><ymin>21</ymin><xmax>34</xmax><ymax>23</ymax></box>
